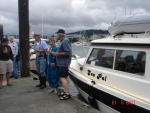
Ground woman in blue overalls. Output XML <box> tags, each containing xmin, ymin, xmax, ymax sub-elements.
<box><xmin>47</xmin><ymin>37</ymin><xmax>58</xmax><ymax>94</ymax></box>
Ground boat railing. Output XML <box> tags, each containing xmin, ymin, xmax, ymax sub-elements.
<box><xmin>113</xmin><ymin>32</ymin><xmax>150</xmax><ymax>39</ymax></box>
<box><xmin>145</xmin><ymin>29</ymin><xmax>150</xmax><ymax>34</ymax></box>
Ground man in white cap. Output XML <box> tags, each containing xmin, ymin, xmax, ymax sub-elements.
<box><xmin>52</xmin><ymin>29</ymin><xmax>72</xmax><ymax>100</ymax></box>
<box><xmin>32</xmin><ymin>34</ymin><xmax>48</xmax><ymax>89</ymax></box>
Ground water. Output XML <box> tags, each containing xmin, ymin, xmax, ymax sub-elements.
<box><xmin>72</xmin><ymin>45</ymin><xmax>90</xmax><ymax>58</ymax></box>
<box><xmin>68</xmin><ymin>45</ymin><xmax>90</xmax><ymax>99</ymax></box>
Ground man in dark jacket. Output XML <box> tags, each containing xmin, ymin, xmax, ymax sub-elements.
<box><xmin>0</xmin><ymin>38</ymin><xmax>13</xmax><ymax>89</ymax></box>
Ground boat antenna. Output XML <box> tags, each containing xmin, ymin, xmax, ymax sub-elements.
<box><xmin>42</xmin><ymin>15</ymin><xmax>43</xmax><ymax>38</ymax></box>
<box><xmin>82</xmin><ymin>30</ymin><xmax>89</xmax><ymax>57</ymax></box>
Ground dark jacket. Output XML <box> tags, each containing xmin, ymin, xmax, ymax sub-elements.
<box><xmin>0</xmin><ymin>45</ymin><xmax>13</xmax><ymax>61</ymax></box>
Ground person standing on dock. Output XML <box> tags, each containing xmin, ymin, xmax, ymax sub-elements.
<box><xmin>32</xmin><ymin>34</ymin><xmax>48</xmax><ymax>89</ymax></box>
<box><xmin>0</xmin><ymin>38</ymin><xmax>13</xmax><ymax>89</ymax></box>
<box><xmin>8</xmin><ymin>36</ymin><xmax>18</xmax><ymax>79</ymax></box>
<box><xmin>16</xmin><ymin>48</ymin><xmax>21</xmax><ymax>73</ymax></box>
<box><xmin>46</xmin><ymin>37</ymin><xmax>58</xmax><ymax>94</ymax></box>
<box><xmin>52</xmin><ymin>29</ymin><xmax>72</xmax><ymax>100</ymax></box>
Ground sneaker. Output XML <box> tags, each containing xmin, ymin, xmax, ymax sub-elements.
<box><xmin>15</xmin><ymin>76</ymin><xmax>19</xmax><ymax>79</ymax></box>
<box><xmin>40</xmin><ymin>85</ymin><xmax>47</xmax><ymax>89</ymax></box>
<box><xmin>7</xmin><ymin>83</ymin><xmax>13</xmax><ymax>86</ymax></box>
<box><xmin>10</xmin><ymin>75</ymin><xmax>14</xmax><ymax>78</ymax></box>
<box><xmin>36</xmin><ymin>84</ymin><xmax>42</xmax><ymax>87</ymax></box>
<box><xmin>33</xmin><ymin>77</ymin><xmax>38</xmax><ymax>80</ymax></box>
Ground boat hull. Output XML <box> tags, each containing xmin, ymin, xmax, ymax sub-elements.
<box><xmin>29</xmin><ymin>50</ymin><xmax>37</xmax><ymax>74</ymax></box>
<box><xmin>69</xmin><ymin>71</ymin><xmax>150</xmax><ymax>113</ymax></box>
<box><xmin>30</xmin><ymin>58</ymin><xmax>37</xmax><ymax>75</ymax></box>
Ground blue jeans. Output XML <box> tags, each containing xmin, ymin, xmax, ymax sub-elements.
<box><xmin>35</xmin><ymin>57</ymin><xmax>46</xmax><ymax>77</ymax></box>
<box><xmin>47</xmin><ymin>66</ymin><xmax>58</xmax><ymax>88</ymax></box>
<box><xmin>11</xmin><ymin>57</ymin><xmax>17</xmax><ymax>76</ymax></box>
<box><xmin>16</xmin><ymin>60</ymin><xmax>21</xmax><ymax>72</ymax></box>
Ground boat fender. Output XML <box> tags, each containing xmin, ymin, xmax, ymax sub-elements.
<box><xmin>80</xmin><ymin>67</ymin><xmax>83</xmax><ymax>71</ymax></box>
<box><xmin>91</xmin><ymin>80</ymin><xmax>96</xmax><ymax>85</ymax></box>
<box><xmin>88</xmin><ymin>95</ymin><xmax>99</xmax><ymax>110</ymax></box>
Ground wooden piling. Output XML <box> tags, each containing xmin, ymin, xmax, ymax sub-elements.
<box><xmin>18</xmin><ymin>0</ymin><xmax>30</xmax><ymax>77</ymax></box>
<box><xmin>0</xmin><ymin>23</ymin><xmax>3</xmax><ymax>44</ymax></box>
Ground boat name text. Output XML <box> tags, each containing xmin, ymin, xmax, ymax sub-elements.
<box><xmin>87</xmin><ymin>70</ymin><xmax>107</xmax><ymax>81</ymax></box>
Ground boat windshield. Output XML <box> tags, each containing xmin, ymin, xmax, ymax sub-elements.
<box><xmin>86</xmin><ymin>48</ymin><xmax>146</xmax><ymax>76</ymax></box>
<box><xmin>86</xmin><ymin>48</ymin><xmax>115</xmax><ymax>69</ymax></box>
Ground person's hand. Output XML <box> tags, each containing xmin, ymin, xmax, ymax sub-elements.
<box><xmin>3</xmin><ymin>50</ymin><xmax>7</xmax><ymax>53</ymax></box>
<box><xmin>3</xmin><ymin>48</ymin><xmax>8</xmax><ymax>53</ymax></box>
<box><xmin>46</xmin><ymin>50</ymin><xmax>51</xmax><ymax>54</ymax></box>
<box><xmin>34</xmin><ymin>49</ymin><xmax>40</xmax><ymax>53</ymax></box>
<box><xmin>52</xmin><ymin>52</ymin><xmax>59</xmax><ymax>56</ymax></box>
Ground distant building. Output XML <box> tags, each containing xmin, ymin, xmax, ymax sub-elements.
<box><xmin>29</xmin><ymin>24</ymin><xmax>33</xmax><ymax>38</ymax></box>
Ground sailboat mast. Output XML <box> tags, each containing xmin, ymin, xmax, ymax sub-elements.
<box><xmin>42</xmin><ymin>15</ymin><xmax>43</xmax><ymax>38</ymax></box>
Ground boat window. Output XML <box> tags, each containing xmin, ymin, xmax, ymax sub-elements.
<box><xmin>86</xmin><ymin>48</ymin><xmax>115</xmax><ymax>69</ymax></box>
<box><xmin>115</xmin><ymin>50</ymin><xmax>146</xmax><ymax>76</ymax></box>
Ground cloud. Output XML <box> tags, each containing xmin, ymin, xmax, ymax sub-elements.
<box><xmin>0</xmin><ymin>0</ymin><xmax>150</xmax><ymax>35</ymax></box>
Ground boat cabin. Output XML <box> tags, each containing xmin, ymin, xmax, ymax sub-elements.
<box><xmin>86</xmin><ymin>34</ymin><xmax>149</xmax><ymax>78</ymax></box>
<box><xmin>87</xmin><ymin>48</ymin><xmax>145</xmax><ymax>75</ymax></box>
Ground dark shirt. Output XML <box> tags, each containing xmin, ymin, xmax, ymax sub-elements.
<box><xmin>0</xmin><ymin>45</ymin><xmax>13</xmax><ymax>61</ymax></box>
<box><xmin>56</xmin><ymin>37</ymin><xmax>72</xmax><ymax>67</ymax></box>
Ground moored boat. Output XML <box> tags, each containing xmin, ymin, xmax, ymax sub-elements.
<box><xmin>69</xmin><ymin>33</ymin><xmax>150</xmax><ymax>113</ymax></box>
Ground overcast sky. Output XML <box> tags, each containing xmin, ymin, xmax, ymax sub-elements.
<box><xmin>0</xmin><ymin>0</ymin><xmax>150</xmax><ymax>35</ymax></box>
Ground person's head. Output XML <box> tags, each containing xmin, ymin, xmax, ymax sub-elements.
<box><xmin>2</xmin><ymin>38</ymin><xmax>9</xmax><ymax>46</ymax></box>
<box><xmin>49</xmin><ymin>37</ymin><xmax>56</xmax><ymax>47</ymax></box>
<box><xmin>34</xmin><ymin>34</ymin><xmax>41</xmax><ymax>42</ymax></box>
<box><xmin>56</xmin><ymin>29</ymin><xmax>65</xmax><ymax>40</ymax></box>
<box><xmin>9</xmin><ymin>36</ymin><xmax>14</xmax><ymax>43</ymax></box>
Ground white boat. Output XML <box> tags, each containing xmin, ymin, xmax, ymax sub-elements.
<box><xmin>108</xmin><ymin>14</ymin><xmax>150</xmax><ymax>36</ymax></box>
<box><xmin>69</xmin><ymin>33</ymin><xmax>150</xmax><ymax>113</ymax></box>
<box><xmin>30</xmin><ymin>48</ymin><xmax>37</xmax><ymax>74</ymax></box>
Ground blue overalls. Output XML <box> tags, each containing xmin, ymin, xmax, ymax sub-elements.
<box><xmin>46</xmin><ymin>45</ymin><xmax>58</xmax><ymax>88</ymax></box>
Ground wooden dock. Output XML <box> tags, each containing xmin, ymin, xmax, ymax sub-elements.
<box><xmin>0</xmin><ymin>75</ymin><xmax>99</xmax><ymax>113</ymax></box>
